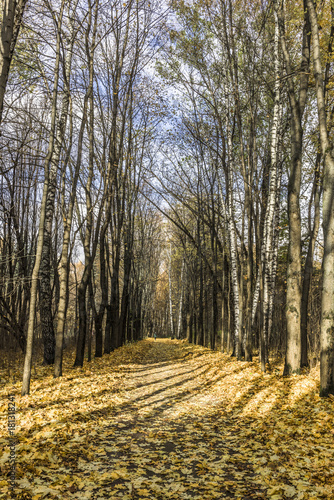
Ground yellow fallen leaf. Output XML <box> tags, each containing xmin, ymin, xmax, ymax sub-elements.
<box><xmin>109</xmin><ymin>471</ymin><xmax>120</xmax><ymax>480</ymax></box>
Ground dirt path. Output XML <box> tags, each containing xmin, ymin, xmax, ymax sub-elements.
<box><xmin>83</xmin><ymin>339</ymin><xmax>262</xmax><ymax>500</ymax></box>
<box><xmin>67</xmin><ymin>340</ymin><xmax>332</xmax><ymax>500</ymax></box>
<box><xmin>1</xmin><ymin>339</ymin><xmax>333</xmax><ymax>500</ymax></box>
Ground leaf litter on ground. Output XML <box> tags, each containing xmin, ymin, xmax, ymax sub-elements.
<box><xmin>0</xmin><ymin>339</ymin><xmax>333</xmax><ymax>499</ymax></box>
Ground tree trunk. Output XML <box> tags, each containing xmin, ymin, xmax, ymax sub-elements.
<box><xmin>104</xmin><ymin>304</ymin><xmax>112</xmax><ymax>354</ymax></box>
<box><xmin>110</xmin><ymin>254</ymin><xmax>120</xmax><ymax>349</ymax></box>
<box><xmin>177</xmin><ymin>258</ymin><xmax>185</xmax><ymax>339</ymax></box>
<box><xmin>168</xmin><ymin>243</ymin><xmax>174</xmax><ymax>338</ymax></box>
<box><xmin>245</xmin><ymin>214</ymin><xmax>253</xmax><ymax>361</ymax></box>
<box><xmin>39</xmin><ymin>5</ymin><xmax>76</xmax><ymax>367</ymax></box>
<box><xmin>119</xmin><ymin>249</ymin><xmax>132</xmax><ymax>345</ymax></box>
<box><xmin>21</xmin><ymin>1</ymin><xmax>66</xmax><ymax>394</ymax></box>
<box><xmin>306</xmin><ymin>0</ymin><xmax>334</xmax><ymax>396</ymax></box>
<box><xmin>94</xmin><ymin>230</ymin><xmax>108</xmax><ymax>358</ymax></box>
<box><xmin>262</xmin><ymin>11</ymin><xmax>281</xmax><ymax>368</ymax></box>
<box><xmin>226</xmin><ymin>108</ymin><xmax>240</xmax><ymax>359</ymax></box>
<box><xmin>75</xmin><ymin>281</ymin><xmax>88</xmax><ymax>367</ymax></box>
<box><xmin>0</xmin><ymin>0</ymin><xmax>27</xmax><ymax>125</ymax></box>
<box><xmin>21</xmin><ymin>174</ymin><xmax>49</xmax><ymax>395</ymax></box>
<box><xmin>275</xmin><ymin>0</ymin><xmax>310</xmax><ymax>375</ymax></box>
<box><xmin>54</xmin><ymin>92</ymin><xmax>89</xmax><ymax>377</ymax></box>
<box><xmin>301</xmin><ymin>156</ymin><xmax>322</xmax><ymax>367</ymax></box>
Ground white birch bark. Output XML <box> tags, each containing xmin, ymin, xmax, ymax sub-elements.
<box><xmin>250</xmin><ymin>11</ymin><xmax>282</xmax><ymax>368</ymax></box>
<box><xmin>268</xmin><ymin>155</ymin><xmax>283</xmax><ymax>349</ymax></box>
<box><xmin>262</xmin><ymin>12</ymin><xmax>281</xmax><ymax>363</ymax></box>
<box><xmin>225</xmin><ymin>100</ymin><xmax>240</xmax><ymax>358</ymax></box>
<box><xmin>251</xmin><ymin>274</ymin><xmax>260</xmax><ymax>324</ymax></box>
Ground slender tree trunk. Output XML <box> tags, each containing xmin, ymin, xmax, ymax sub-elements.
<box><xmin>212</xmin><ymin>245</ymin><xmax>218</xmax><ymax>351</ymax></box>
<box><xmin>301</xmin><ymin>156</ymin><xmax>322</xmax><ymax>367</ymax></box>
<box><xmin>262</xmin><ymin>11</ymin><xmax>281</xmax><ymax>368</ymax></box>
<box><xmin>177</xmin><ymin>258</ymin><xmax>185</xmax><ymax>339</ymax></box>
<box><xmin>168</xmin><ymin>243</ymin><xmax>174</xmax><ymax>338</ymax></box>
<box><xmin>222</xmin><ymin>250</ymin><xmax>229</xmax><ymax>353</ymax></box>
<box><xmin>119</xmin><ymin>247</ymin><xmax>132</xmax><ymax>345</ymax></box>
<box><xmin>87</xmin><ymin>278</ymin><xmax>95</xmax><ymax>362</ymax></box>
<box><xmin>54</xmin><ymin>0</ymin><xmax>98</xmax><ymax>375</ymax></box>
<box><xmin>275</xmin><ymin>0</ymin><xmax>310</xmax><ymax>375</ymax></box>
<box><xmin>39</xmin><ymin>4</ymin><xmax>77</xmax><ymax>365</ymax></box>
<box><xmin>110</xmin><ymin>250</ymin><xmax>121</xmax><ymax>348</ymax></box>
<box><xmin>245</xmin><ymin>213</ymin><xmax>253</xmax><ymax>361</ymax></box>
<box><xmin>0</xmin><ymin>0</ymin><xmax>27</xmax><ymax>125</ymax></box>
<box><xmin>94</xmin><ymin>229</ymin><xmax>108</xmax><ymax>357</ymax></box>
<box><xmin>186</xmin><ymin>290</ymin><xmax>192</xmax><ymax>343</ymax></box>
<box><xmin>284</xmin><ymin>146</ymin><xmax>302</xmax><ymax>375</ymax></box>
<box><xmin>197</xmin><ymin>221</ymin><xmax>204</xmax><ymax>346</ymax></box>
<box><xmin>21</xmin><ymin>1</ymin><xmax>66</xmax><ymax>394</ymax></box>
<box><xmin>75</xmin><ymin>280</ymin><xmax>87</xmax><ymax>367</ymax></box>
<box><xmin>239</xmin><ymin>224</ymin><xmax>245</xmax><ymax>358</ymax></box>
<box><xmin>54</xmin><ymin>96</ymin><xmax>89</xmax><ymax>377</ymax></box>
<box><xmin>258</xmin><ymin>268</ymin><xmax>265</xmax><ymax>373</ymax></box>
<box><xmin>268</xmin><ymin>158</ymin><xmax>283</xmax><ymax>353</ymax></box>
<box><xmin>306</xmin><ymin>0</ymin><xmax>334</xmax><ymax>396</ymax></box>
<box><xmin>226</xmin><ymin>108</ymin><xmax>240</xmax><ymax>359</ymax></box>
<box><xmin>104</xmin><ymin>304</ymin><xmax>112</xmax><ymax>354</ymax></box>
<box><xmin>21</xmin><ymin>171</ymin><xmax>49</xmax><ymax>395</ymax></box>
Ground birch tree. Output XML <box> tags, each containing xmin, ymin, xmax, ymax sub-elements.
<box><xmin>259</xmin><ymin>10</ymin><xmax>283</xmax><ymax>370</ymax></box>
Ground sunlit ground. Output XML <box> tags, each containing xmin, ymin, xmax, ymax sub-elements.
<box><xmin>0</xmin><ymin>339</ymin><xmax>333</xmax><ymax>499</ymax></box>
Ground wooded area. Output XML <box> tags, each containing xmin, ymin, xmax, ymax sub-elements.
<box><xmin>0</xmin><ymin>0</ymin><xmax>334</xmax><ymax>396</ymax></box>
<box><xmin>1</xmin><ymin>0</ymin><xmax>334</xmax><ymax>497</ymax></box>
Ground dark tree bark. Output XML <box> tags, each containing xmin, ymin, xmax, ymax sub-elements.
<box><xmin>0</xmin><ymin>0</ymin><xmax>27</xmax><ymax>125</ymax></box>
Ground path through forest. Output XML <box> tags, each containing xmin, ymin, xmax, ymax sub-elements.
<box><xmin>92</xmin><ymin>339</ymin><xmax>265</xmax><ymax>499</ymax></box>
<box><xmin>1</xmin><ymin>340</ymin><xmax>333</xmax><ymax>499</ymax></box>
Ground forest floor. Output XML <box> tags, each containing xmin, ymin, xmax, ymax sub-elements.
<box><xmin>0</xmin><ymin>339</ymin><xmax>334</xmax><ymax>500</ymax></box>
